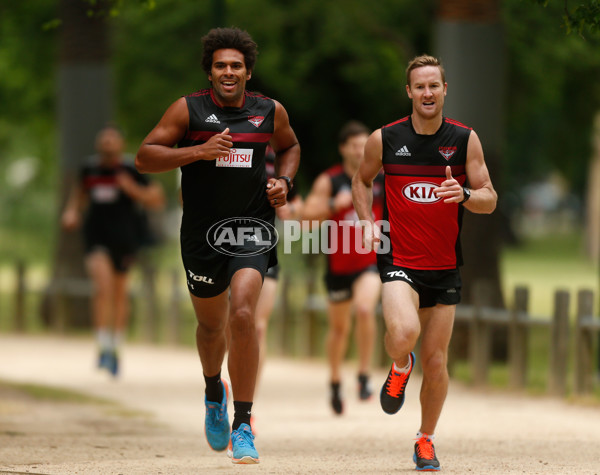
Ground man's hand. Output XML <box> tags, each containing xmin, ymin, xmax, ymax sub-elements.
<box><xmin>330</xmin><ymin>189</ymin><xmax>353</xmax><ymax>214</ymax></box>
<box><xmin>115</xmin><ymin>171</ymin><xmax>139</xmax><ymax>197</ymax></box>
<box><xmin>434</xmin><ymin>166</ymin><xmax>464</xmax><ymax>203</ymax></box>
<box><xmin>358</xmin><ymin>220</ymin><xmax>381</xmax><ymax>252</ymax></box>
<box><xmin>61</xmin><ymin>208</ymin><xmax>80</xmax><ymax>231</ymax></box>
<box><xmin>266</xmin><ymin>177</ymin><xmax>287</xmax><ymax>208</ymax></box>
<box><xmin>200</xmin><ymin>127</ymin><xmax>233</xmax><ymax>160</ymax></box>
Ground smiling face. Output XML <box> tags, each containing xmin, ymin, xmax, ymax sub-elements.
<box><xmin>406</xmin><ymin>65</ymin><xmax>447</xmax><ymax>122</ymax></box>
<box><xmin>208</xmin><ymin>48</ymin><xmax>251</xmax><ymax>108</ymax></box>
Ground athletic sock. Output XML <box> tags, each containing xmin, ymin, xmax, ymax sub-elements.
<box><xmin>358</xmin><ymin>373</ymin><xmax>369</xmax><ymax>385</ymax></box>
<box><xmin>204</xmin><ymin>372</ymin><xmax>223</xmax><ymax>403</ymax></box>
<box><xmin>96</xmin><ymin>328</ymin><xmax>112</xmax><ymax>351</ymax></box>
<box><xmin>331</xmin><ymin>381</ymin><xmax>341</xmax><ymax>397</ymax></box>
<box><xmin>416</xmin><ymin>431</ymin><xmax>435</xmax><ymax>440</ymax></box>
<box><xmin>393</xmin><ymin>356</ymin><xmax>412</xmax><ymax>374</ymax></box>
<box><xmin>112</xmin><ymin>330</ymin><xmax>125</xmax><ymax>351</ymax></box>
<box><xmin>232</xmin><ymin>401</ymin><xmax>253</xmax><ymax>431</ymax></box>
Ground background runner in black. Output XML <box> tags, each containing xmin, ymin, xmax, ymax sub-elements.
<box><xmin>135</xmin><ymin>28</ymin><xmax>300</xmax><ymax>464</ymax></box>
<box><xmin>61</xmin><ymin>125</ymin><xmax>165</xmax><ymax>377</ymax></box>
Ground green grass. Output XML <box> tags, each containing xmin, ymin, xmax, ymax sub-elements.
<box><xmin>501</xmin><ymin>232</ymin><xmax>598</xmax><ymax>317</ymax></box>
<box><xmin>0</xmin><ymin>379</ymin><xmax>112</xmax><ymax>405</ymax></box>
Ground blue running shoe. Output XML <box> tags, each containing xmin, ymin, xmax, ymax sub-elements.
<box><xmin>98</xmin><ymin>350</ymin><xmax>110</xmax><ymax>369</ymax></box>
<box><xmin>229</xmin><ymin>423</ymin><xmax>259</xmax><ymax>464</ymax></box>
<box><xmin>204</xmin><ymin>379</ymin><xmax>230</xmax><ymax>451</ymax></box>
<box><xmin>107</xmin><ymin>351</ymin><xmax>119</xmax><ymax>378</ymax></box>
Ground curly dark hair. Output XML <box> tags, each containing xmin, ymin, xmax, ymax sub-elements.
<box><xmin>201</xmin><ymin>27</ymin><xmax>258</xmax><ymax>75</ymax></box>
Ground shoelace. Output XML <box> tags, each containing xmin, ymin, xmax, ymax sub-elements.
<box><xmin>385</xmin><ymin>369</ymin><xmax>409</xmax><ymax>397</ymax></box>
<box><xmin>415</xmin><ymin>437</ymin><xmax>436</xmax><ymax>460</ymax></box>
<box><xmin>206</xmin><ymin>402</ymin><xmax>225</xmax><ymax>425</ymax></box>
<box><xmin>232</xmin><ymin>427</ymin><xmax>255</xmax><ymax>448</ymax></box>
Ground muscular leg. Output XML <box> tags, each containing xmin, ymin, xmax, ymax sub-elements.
<box><xmin>418</xmin><ymin>304</ymin><xmax>455</xmax><ymax>435</ymax></box>
<box><xmin>190</xmin><ymin>289</ymin><xmax>229</xmax><ymax>379</ymax></box>
<box><xmin>381</xmin><ymin>281</ymin><xmax>420</xmax><ymax>368</ymax></box>
<box><xmin>351</xmin><ymin>271</ymin><xmax>381</xmax><ymax>375</ymax></box>
<box><xmin>227</xmin><ymin>268</ymin><xmax>263</xmax><ymax>402</ymax></box>
<box><xmin>326</xmin><ymin>299</ymin><xmax>353</xmax><ymax>383</ymax></box>
<box><xmin>254</xmin><ymin>276</ymin><xmax>278</xmax><ymax>382</ymax></box>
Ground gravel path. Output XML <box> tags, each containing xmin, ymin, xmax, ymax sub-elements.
<box><xmin>0</xmin><ymin>334</ymin><xmax>599</xmax><ymax>474</ymax></box>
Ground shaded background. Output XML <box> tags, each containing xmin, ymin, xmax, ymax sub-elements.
<box><xmin>1</xmin><ymin>0</ymin><xmax>599</xmax><ymax>360</ymax></box>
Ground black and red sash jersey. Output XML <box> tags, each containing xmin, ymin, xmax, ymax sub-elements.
<box><xmin>380</xmin><ymin>116</ymin><xmax>472</xmax><ymax>270</ymax></box>
<box><xmin>177</xmin><ymin>89</ymin><xmax>276</xmax><ymax>242</ymax></box>
<box><xmin>326</xmin><ymin>164</ymin><xmax>385</xmax><ymax>275</ymax></box>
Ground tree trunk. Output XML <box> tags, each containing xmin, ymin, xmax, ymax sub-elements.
<box><xmin>43</xmin><ymin>0</ymin><xmax>113</xmax><ymax>329</ymax></box>
<box><xmin>584</xmin><ymin>112</ymin><xmax>600</xmax><ymax>263</ymax></box>
<box><xmin>435</xmin><ymin>0</ymin><xmax>507</xmax><ymax>358</ymax></box>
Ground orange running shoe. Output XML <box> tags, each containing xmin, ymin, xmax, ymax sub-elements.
<box><xmin>413</xmin><ymin>433</ymin><xmax>440</xmax><ymax>471</ymax></box>
<box><xmin>379</xmin><ymin>352</ymin><xmax>414</xmax><ymax>414</ymax></box>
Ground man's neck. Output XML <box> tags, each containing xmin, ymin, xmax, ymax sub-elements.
<box><xmin>342</xmin><ymin>161</ymin><xmax>357</xmax><ymax>178</ymax></box>
<box><xmin>411</xmin><ymin>113</ymin><xmax>443</xmax><ymax>135</ymax></box>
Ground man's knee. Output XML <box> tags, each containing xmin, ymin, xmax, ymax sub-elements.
<box><xmin>386</xmin><ymin>324</ymin><xmax>419</xmax><ymax>352</ymax></box>
<box><xmin>354</xmin><ymin>302</ymin><xmax>375</xmax><ymax>322</ymax></box>
<box><xmin>229</xmin><ymin>305</ymin><xmax>255</xmax><ymax>335</ymax></box>
<box><xmin>421</xmin><ymin>350</ymin><xmax>448</xmax><ymax>378</ymax></box>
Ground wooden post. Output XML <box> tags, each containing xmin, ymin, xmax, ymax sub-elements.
<box><xmin>14</xmin><ymin>260</ymin><xmax>26</xmax><ymax>332</ymax></box>
<box><xmin>574</xmin><ymin>289</ymin><xmax>594</xmax><ymax>395</ymax></box>
<box><xmin>509</xmin><ymin>286</ymin><xmax>529</xmax><ymax>389</ymax></box>
<box><xmin>305</xmin><ymin>253</ymin><xmax>320</xmax><ymax>357</ymax></box>
<box><xmin>549</xmin><ymin>290</ymin><xmax>570</xmax><ymax>396</ymax></box>
<box><xmin>141</xmin><ymin>262</ymin><xmax>159</xmax><ymax>343</ymax></box>
<box><xmin>279</xmin><ymin>271</ymin><xmax>292</xmax><ymax>356</ymax></box>
<box><xmin>51</xmin><ymin>281</ymin><xmax>67</xmax><ymax>334</ymax></box>
<box><xmin>471</xmin><ymin>280</ymin><xmax>493</xmax><ymax>385</ymax></box>
<box><xmin>167</xmin><ymin>269</ymin><xmax>181</xmax><ymax>345</ymax></box>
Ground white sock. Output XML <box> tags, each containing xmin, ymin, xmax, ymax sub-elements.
<box><xmin>416</xmin><ymin>431</ymin><xmax>435</xmax><ymax>440</ymax></box>
<box><xmin>112</xmin><ymin>330</ymin><xmax>125</xmax><ymax>350</ymax></box>
<box><xmin>393</xmin><ymin>355</ymin><xmax>412</xmax><ymax>373</ymax></box>
<box><xmin>96</xmin><ymin>328</ymin><xmax>112</xmax><ymax>351</ymax></box>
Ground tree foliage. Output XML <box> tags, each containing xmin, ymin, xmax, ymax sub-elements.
<box><xmin>504</xmin><ymin>0</ymin><xmax>600</xmax><ymax>191</ymax></box>
<box><xmin>530</xmin><ymin>0</ymin><xmax>600</xmax><ymax>35</ymax></box>
<box><xmin>112</xmin><ymin>0</ymin><xmax>434</xmax><ymax>184</ymax></box>
<box><xmin>2</xmin><ymin>0</ymin><xmax>600</xmax><ymax>263</ymax></box>
<box><xmin>0</xmin><ymin>0</ymin><xmax>59</xmax><ymax>260</ymax></box>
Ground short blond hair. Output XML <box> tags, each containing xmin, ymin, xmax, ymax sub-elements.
<box><xmin>406</xmin><ymin>55</ymin><xmax>445</xmax><ymax>87</ymax></box>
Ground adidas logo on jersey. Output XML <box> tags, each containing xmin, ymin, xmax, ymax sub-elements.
<box><xmin>395</xmin><ymin>146</ymin><xmax>411</xmax><ymax>157</ymax></box>
<box><xmin>205</xmin><ymin>114</ymin><xmax>220</xmax><ymax>124</ymax></box>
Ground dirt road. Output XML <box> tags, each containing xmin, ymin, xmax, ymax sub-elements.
<box><xmin>1</xmin><ymin>334</ymin><xmax>599</xmax><ymax>474</ymax></box>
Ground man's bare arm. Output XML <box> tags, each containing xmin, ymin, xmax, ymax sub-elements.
<box><xmin>135</xmin><ymin>98</ymin><xmax>233</xmax><ymax>173</ymax></box>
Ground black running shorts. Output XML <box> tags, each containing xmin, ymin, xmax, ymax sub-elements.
<box><xmin>264</xmin><ymin>264</ymin><xmax>280</xmax><ymax>281</ymax></box>
<box><xmin>182</xmin><ymin>251</ymin><xmax>271</xmax><ymax>298</ymax></box>
<box><xmin>379</xmin><ymin>265</ymin><xmax>462</xmax><ymax>308</ymax></box>
<box><xmin>325</xmin><ymin>264</ymin><xmax>379</xmax><ymax>303</ymax></box>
